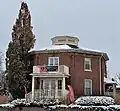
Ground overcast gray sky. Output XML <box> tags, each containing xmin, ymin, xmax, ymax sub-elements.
<box><xmin>0</xmin><ymin>0</ymin><xmax>120</xmax><ymax>77</ymax></box>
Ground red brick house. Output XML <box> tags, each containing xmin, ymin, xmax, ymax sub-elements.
<box><xmin>27</xmin><ymin>36</ymin><xmax>114</xmax><ymax>102</ymax></box>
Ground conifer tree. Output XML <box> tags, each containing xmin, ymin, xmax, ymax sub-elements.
<box><xmin>6</xmin><ymin>2</ymin><xmax>35</xmax><ymax>99</ymax></box>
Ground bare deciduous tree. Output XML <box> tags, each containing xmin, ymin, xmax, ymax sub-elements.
<box><xmin>0</xmin><ymin>52</ymin><xmax>3</xmax><ymax>72</ymax></box>
<box><xmin>114</xmin><ymin>73</ymin><xmax>120</xmax><ymax>85</ymax></box>
<box><xmin>0</xmin><ymin>52</ymin><xmax>6</xmax><ymax>89</ymax></box>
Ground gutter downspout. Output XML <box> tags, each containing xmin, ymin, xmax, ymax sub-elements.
<box><xmin>99</xmin><ymin>54</ymin><xmax>103</xmax><ymax>95</ymax></box>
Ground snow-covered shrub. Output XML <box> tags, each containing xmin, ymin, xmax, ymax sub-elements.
<box><xmin>11</xmin><ymin>98</ymin><xmax>26</xmax><ymax>106</ymax></box>
<box><xmin>67</xmin><ymin>104</ymin><xmax>108</xmax><ymax>110</ymax></box>
<box><xmin>109</xmin><ymin>105</ymin><xmax>120</xmax><ymax>110</ymax></box>
<box><xmin>48</xmin><ymin>104</ymin><xmax>120</xmax><ymax>111</ymax></box>
<box><xmin>0</xmin><ymin>103</ymin><xmax>14</xmax><ymax>109</ymax></box>
<box><xmin>39</xmin><ymin>98</ymin><xmax>61</xmax><ymax>106</ymax></box>
<box><xmin>49</xmin><ymin>104</ymin><xmax>68</xmax><ymax>108</ymax></box>
<box><xmin>48</xmin><ymin>104</ymin><xmax>68</xmax><ymax>111</ymax></box>
<box><xmin>74</xmin><ymin>96</ymin><xmax>115</xmax><ymax>106</ymax></box>
<box><xmin>49</xmin><ymin>105</ymin><xmax>109</xmax><ymax>111</ymax></box>
<box><xmin>0</xmin><ymin>98</ymin><xmax>61</xmax><ymax>109</ymax></box>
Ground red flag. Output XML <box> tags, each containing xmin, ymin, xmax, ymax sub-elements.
<box><xmin>40</xmin><ymin>65</ymin><xmax>47</xmax><ymax>72</ymax></box>
<box><xmin>67</xmin><ymin>85</ymin><xmax>75</xmax><ymax>103</ymax></box>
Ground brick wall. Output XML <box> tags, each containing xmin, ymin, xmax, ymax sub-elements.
<box><xmin>31</xmin><ymin>52</ymin><xmax>107</xmax><ymax>96</ymax></box>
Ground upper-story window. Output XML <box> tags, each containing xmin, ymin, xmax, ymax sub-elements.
<box><xmin>84</xmin><ymin>58</ymin><xmax>92</xmax><ymax>71</ymax></box>
<box><xmin>48</xmin><ymin>57</ymin><xmax>59</xmax><ymax>66</ymax></box>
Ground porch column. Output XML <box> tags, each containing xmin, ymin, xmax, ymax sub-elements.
<box><xmin>31</xmin><ymin>76</ymin><xmax>35</xmax><ymax>102</ymax></box>
<box><xmin>39</xmin><ymin>78</ymin><xmax>41</xmax><ymax>99</ymax></box>
<box><xmin>103</xmin><ymin>83</ymin><xmax>105</xmax><ymax>95</ymax></box>
<box><xmin>55</xmin><ymin>80</ymin><xmax>58</xmax><ymax>99</ymax></box>
<box><xmin>62</xmin><ymin>76</ymin><xmax>65</xmax><ymax>99</ymax></box>
<box><xmin>113</xmin><ymin>84</ymin><xmax>116</xmax><ymax>98</ymax></box>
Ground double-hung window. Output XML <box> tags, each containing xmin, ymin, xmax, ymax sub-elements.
<box><xmin>48</xmin><ymin>57</ymin><xmax>59</xmax><ymax>66</ymax></box>
<box><xmin>84</xmin><ymin>58</ymin><xmax>92</xmax><ymax>71</ymax></box>
<box><xmin>84</xmin><ymin>79</ymin><xmax>92</xmax><ymax>95</ymax></box>
<box><xmin>57</xmin><ymin>80</ymin><xmax>62</xmax><ymax>97</ymax></box>
<box><xmin>58</xmin><ymin>80</ymin><xmax>62</xmax><ymax>89</ymax></box>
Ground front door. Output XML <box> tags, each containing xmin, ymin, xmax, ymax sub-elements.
<box><xmin>44</xmin><ymin>79</ymin><xmax>56</xmax><ymax>98</ymax></box>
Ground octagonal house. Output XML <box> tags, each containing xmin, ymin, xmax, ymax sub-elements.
<box><xmin>27</xmin><ymin>36</ymin><xmax>115</xmax><ymax>102</ymax></box>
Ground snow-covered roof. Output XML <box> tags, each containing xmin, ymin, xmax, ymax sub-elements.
<box><xmin>32</xmin><ymin>45</ymin><xmax>102</xmax><ymax>52</ymax></box>
<box><xmin>80</xmin><ymin>46</ymin><xmax>103</xmax><ymax>53</ymax></box>
<box><xmin>116</xmin><ymin>85</ymin><xmax>120</xmax><ymax>89</ymax></box>
<box><xmin>104</xmin><ymin>77</ymin><xmax>116</xmax><ymax>84</ymax></box>
<box><xmin>29</xmin><ymin>44</ymin><xmax>109</xmax><ymax>60</ymax></box>
<box><xmin>38</xmin><ymin>45</ymin><xmax>73</xmax><ymax>50</ymax></box>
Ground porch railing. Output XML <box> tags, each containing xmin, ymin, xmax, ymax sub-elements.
<box><xmin>26</xmin><ymin>89</ymin><xmax>62</xmax><ymax>102</ymax></box>
<box><xmin>105</xmin><ymin>91</ymin><xmax>113</xmax><ymax>97</ymax></box>
<box><xmin>33</xmin><ymin>65</ymin><xmax>69</xmax><ymax>74</ymax></box>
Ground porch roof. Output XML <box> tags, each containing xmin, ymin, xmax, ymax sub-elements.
<box><xmin>30</xmin><ymin>73</ymin><xmax>70</xmax><ymax>78</ymax></box>
<box><xmin>104</xmin><ymin>77</ymin><xmax>116</xmax><ymax>84</ymax></box>
<box><xmin>116</xmin><ymin>85</ymin><xmax>120</xmax><ymax>89</ymax></box>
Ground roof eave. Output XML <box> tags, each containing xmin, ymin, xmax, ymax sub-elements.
<box><xmin>29</xmin><ymin>49</ymin><xmax>109</xmax><ymax>61</ymax></box>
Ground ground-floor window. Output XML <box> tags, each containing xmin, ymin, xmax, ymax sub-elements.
<box><xmin>40</xmin><ymin>80</ymin><xmax>43</xmax><ymax>89</ymax></box>
<box><xmin>84</xmin><ymin>79</ymin><xmax>92</xmax><ymax>95</ymax></box>
<box><xmin>58</xmin><ymin>80</ymin><xmax>62</xmax><ymax>89</ymax></box>
<box><xmin>58</xmin><ymin>80</ymin><xmax>62</xmax><ymax>97</ymax></box>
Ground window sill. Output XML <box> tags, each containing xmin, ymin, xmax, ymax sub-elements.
<box><xmin>84</xmin><ymin>69</ymin><xmax>92</xmax><ymax>72</ymax></box>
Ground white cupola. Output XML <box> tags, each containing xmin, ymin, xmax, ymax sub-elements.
<box><xmin>51</xmin><ymin>36</ymin><xmax>79</xmax><ymax>47</ymax></box>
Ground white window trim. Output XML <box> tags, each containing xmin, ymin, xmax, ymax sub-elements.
<box><xmin>84</xmin><ymin>79</ymin><xmax>92</xmax><ymax>95</ymax></box>
<box><xmin>48</xmin><ymin>57</ymin><xmax>59</xmax><ymax>66</ymax></box>
<box><xmin>84</xmin><ymin>58</ymin><xmax>92</xmax><ymax>72</ymax></box>
<box><xmin>84</xmin><ymin>69</ymin><xmax>92</xmax><ymax>72</ymax></box>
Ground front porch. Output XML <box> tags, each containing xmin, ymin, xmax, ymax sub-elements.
<box><xmin>104</xmin><ymin>77</ymin><xmax>117</xmax><ymax>98</ymax></box>
<box><xmin>27</xmin><ymin>65</ymin><xmax>70</xmax><ymax>102</ymax></box>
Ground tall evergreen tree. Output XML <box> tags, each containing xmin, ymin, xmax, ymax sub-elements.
<box><xmin>6</xmin><ymin>2</ymin><xmax>35</xmax><ymax>99</ymax></box>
